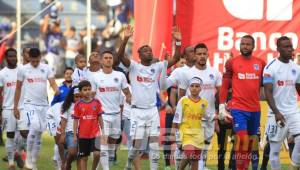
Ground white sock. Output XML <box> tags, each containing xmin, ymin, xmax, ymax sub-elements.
<box><xmin>100</xmin><ymin>145</ymin><xmax>109</xmax><ymax>170</ymax></box>
<box><xmin>199</xmin><ymin>146</ymin><xmax>208</xmax><ymax>169</ymax></box>
<box><xmin>26</xmin><ymin>130</ymin><xmax>36</xmax><ymax>167</ymax></box>
<box><xmin>149</xmin><ymin>143</ymin><xmax>159</xmax><ymax>170</ymax></box>
<box><xmin>175</xmin><ymin>147</ymin><xmax>182</xmax><ymax>170</ymax></box>
<box><xmin>31</xmin><ymin>131</ymin><xmax>42</xmax><ymax>164</ymax></box>
<box><xmin>108</xmin><ymin>144</ymin><xmax>116</xmax><ymax>160</ymax></box>
<box><xmin>6</xmin><ymin>137</ymin><xmax>15</xmax><ymax>165</ymax></box>
<box><xmin>269</xmin><ymin>141</ymin><xmax>282</xmax><ymax>170</ymax></box>
<box><xmin>292</xmin><ymin>136</ymin><xmax>300</xmax><ymax>167</ymax></box>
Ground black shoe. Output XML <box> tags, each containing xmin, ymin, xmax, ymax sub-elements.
<box><xmin>15</xmin><ymin>154</ymin><xmax>24</xmax><ymax>168</ymax></box>
<box><xmin>2</xmin><ymin>155</ymin><xmax>8</xmax><ymax>162</ymax></box>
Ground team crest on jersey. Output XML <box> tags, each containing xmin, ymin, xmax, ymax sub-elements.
<box><xmin>201</xmin><ymin>103</ymin><xmax>206</xmax><ymax>109</ymax></box>
<box><xmin>40</xmin><ymin>69</ymin><xmax>45</xmax><ymax>73</ymax></box>
<box><xmin>114</xmin><ymin>77</ymin><xmax>119</xmax><ymax>83</ymax></box>
<box><xmin>150</xmin><ymin>68</ymin><xmax>155</xmax><ymax>74</ymax></box>
<box><xmin>209</xmin><ymin>74</ymin><xmax>214</xmax><ymax>80</ymax></box>
<box><xmin>93</xmin><ymin>106</ymin><xmax>97</xmax><ymax>111</ymax></box>
<box><xmin>292</xmin><ymin>69</ymin><xmax>296</xmax><ymax>75</ymax></box>
<box><xmin>253</xmin><ymin>64</ymin><xmax>259</xmax><ymax>70</ymax></box>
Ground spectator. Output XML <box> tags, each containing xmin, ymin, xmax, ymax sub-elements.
<box><xmin>64</xmin><ymin>19</ymin><xmax>82</xmax><ymax>68</ymax></box>
<box><xmin>40</xmin><ymin>14</ymin><xmax>64</xmax><ymax>76</ymax></box>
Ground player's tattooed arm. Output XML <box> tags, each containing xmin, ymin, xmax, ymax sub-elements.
<box><xmin>13</xmin><ymin>80</ymin><xmax>22</xmax><ymax>120</ymax></box>
<box><xmin>117</xmin><ymin>25</ymin><xmax>133</xmax><ymax>68</ymax></box>
<box><xmin>122</xmin><ymin>87</ymin><xmax>131</xmax><ymax>105</ymax></box>
<box><xmin>264</xmin><ymin>83</ymin><xmax>285</xmax><ymax>127</ymax></box>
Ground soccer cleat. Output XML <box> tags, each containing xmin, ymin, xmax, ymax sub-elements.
<box><xmin>15</xmin><ymin>154</ymin><xmax>25</xmax><ymax>168</ymax></box>
<box><xmin>8</xmin><ymin>165</ymin><xmax>16</xmax><ymax>170</ymax></box>
<box><xmin>24</xmin><ymin>159</ymin><xmax>33</xmax><ymax>170</ymax></box>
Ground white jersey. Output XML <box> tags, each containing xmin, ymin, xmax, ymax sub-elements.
<box><xmin>61</xmin><ymin>103</ymin><xmax>74</xmax><ymax>132</ymax></box>
<box><xmin>0</xmin><ymin>66</ymin><xmax>18</xmax><ymax>109</ymax></box>
<box><xmin>129</xmin><ymin>60</ymin><xmax>165</xmax><ymax>109</ymax></box>
<box><xmin>72</xmin><ymin>67</ymin><xmax>88</xmax><ymax>86</ymax></box>
<box><xmin>263</xmin><ymin>59</ymin><xmax>300</xmax><ymax>115</ymax></box>
<box><xmin>179</xmin><ymin>66</ymin><xmax>222</xmax><ymax>120</ymax></box>
<box><xmin>17</xmin><ymin>63</ymin><xmax>54</xmax><ymax>106</ymax></box>
<box><xmin>86</xmin><ymin>68</ymin><xmax>102</xmax><ymax>82</ymax></box>
<box><xmin>91</xmin><ymin>70</ymin><xmax>128</xmax><ymax>114</ymax></box>
<box><xmin>166</xmin><ymin>65</ymin><xmax>192</xmax><ymax>88</ymax></box>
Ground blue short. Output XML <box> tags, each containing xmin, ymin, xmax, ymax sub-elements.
<box><xmin>231</xmin><ymin>109</ymin><xmax>260</xmax><ymax>135</ymax></box>
<box><xmin>66</xmin><ymin>131</ymin><xmax>77</xmax><ymax>149</ymax></box>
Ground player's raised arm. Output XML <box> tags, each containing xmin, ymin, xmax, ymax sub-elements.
<box><xmin>167</xmin><ymin>26</ymin><xmax>182</xmax><ymax>68</ymax></box>
<box><xmin>117</xmin><ymin>25</ymin><xmax>133</xmax><ymax>68</ymax></box>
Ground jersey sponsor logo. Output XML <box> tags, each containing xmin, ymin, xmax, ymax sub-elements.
<box><xmin>82</xmin><ymin>115</ymin><xmax>97</xmax><ymax>120</ymax></box>
<box><xmin>201</xmin><ymin>84</ymin><xmax>215</xmax><ymax>90</ymax></box>
<box><xmin>292</xmin><ymin>69</ymin><xmax>296</xmax><ymax>75</ymax></box>
<box><xmin>263</xmin><ymin>73</ymin><xmax>271</xmax><ymax>78</ymax></box>
<box><xmin>277</xmin><ymin>80</ymin><xmax>294</xmax><ymax>86</ymax></box>
<box><xmin>253</xmin><ymin>64</ymin><xmax>260</xmax><ymax>70</ymax></box>
<box><xmin>6</xmin><ymin>82</ymin><xmax>16</xmax><ymax>87</ymax></box>
<box><xmin>237</xmin><ymin>73</ymin><xmax>259</xmax><ymax>80</ymax></box>
<box><xmin>186</xmin><ymin>113</ymin><xmax>202</xmax><ymax>120</ymax></box>
<box><xmin>98</xmin><ymin>87</ymin><xmax>119</xmax><ymax>92</ymax></box>
<box><xmin>27</xmin><ymin>77</ymin><xmax>46</xmax><ymax>83</ymax></box>
<box><xmin>136</xmin><ymin>76</ymin><xmax>155</xmax><ymax>83</ymax></box>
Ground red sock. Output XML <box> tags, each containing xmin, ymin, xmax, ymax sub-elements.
<box><xmin>234</xmin><ymin>130</ymin><xmax>250</xmax><ymax>170</ymax></box>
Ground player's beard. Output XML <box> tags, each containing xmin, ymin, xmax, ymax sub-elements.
<box><xmin>241</xmin><ymin>50</ymin><xmax>252</xmax><ymax>57</ymax></box>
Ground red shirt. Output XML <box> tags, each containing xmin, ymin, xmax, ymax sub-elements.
<box><xmin>72</xmin><ymin>99</ymin><xmax>102</xmax><ymax>138</ymax></box>
<box><xmin>220</xmin><ymin>55</ymin><xmax>266</xmax><ymax>112</ymax></box>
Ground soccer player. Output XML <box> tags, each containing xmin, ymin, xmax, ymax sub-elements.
<box><xmin>172</xmin><ymin>77</ymin><xmax>208</xmax><ymax>170</ymax></box>
<box><xmin>219</xmin><ymin>35</ymin><xmax>266</xmax><ymax>170</ymax></box>
<box><xmin>0</xmin><ymin>48</ymin><xmax>27</xmax><ymax>169</ymax></box>
<box><xmin>263</xmin><ymin>36</ymin><xmax>300</xmax><ymax>170</ymax></box>
<box><xmin>72</xmin><ymin>80</ymin><xmax>104</xmax><ymax>170</ymax></box>
<box><xmin>13</xmin><ymin>48</ymin><xmax>60</xmax><ymax>169</ymax></box>
<box><xmin>90</xmin><ymin>50</ymin><xmax>131</xmax><ymax>170</ymax></box>
<box><xmin>117</xmin><ymin>25</ymin><xmax>181</xmax><ymax>170</ymax></box>
<box><xmin>175</xmin><ymin>43</ymin><xmax>221</xmax><ymax>169</ymax></box>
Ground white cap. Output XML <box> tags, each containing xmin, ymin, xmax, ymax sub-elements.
<box><xmin>73</xmin><ymin>88</ymin><xmax>80</xmax><ymax>94</ymax></box>
<box><xmin>189</xmin><ymin>77</ymin><xmax>203</xmax><ymax>86</ymax></box>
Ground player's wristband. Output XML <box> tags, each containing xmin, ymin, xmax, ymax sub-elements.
<box><xmin>175</xmin><ymin>41</ymin><xmax>181</xmax><ymax>46</ymax></box>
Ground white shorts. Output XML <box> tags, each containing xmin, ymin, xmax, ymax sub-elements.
<box><xmin>130</xmin><ymin>107</ymin><xmax>160</xmax><ymax>139</ymax></box>
<box><xmin>103</xmin><ymin>114</ymin><xmax>121</xmax><ymax>139</ymax></box>
<box><xmin>202</xmin><ymin>120</ymin><xmax>215</xmax><ymax>142</ymax></box>
<box><xmin>24</xmin><ymin>104</ymin><xmax>49</xmax><ymax>132</ymax></box>
<box><xmin>2</xmin><ymin>109</ymin><xmax>29</xmax><ymax>132</ymax></box>
<box><xmin>266</xmin><ymin>113</ymin><xmax>300</xmax><ymax>142</ymax></box>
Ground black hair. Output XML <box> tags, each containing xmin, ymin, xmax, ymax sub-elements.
<box><xmin>194</xmin><ymin>43</ymin><xmax>208</xmax><ymax>52</ymax></box>
<box><xmin>100</xmin><ymin>49</ymin><xmax>114</xmax><ymax>58</ymax></box>
<box><xmin>29</xmin><ymin>48</ymin><xmax>41</xmax><ymax>58</ymax></box>
<box><xmin>137</xmin><ymin>45</ymin><xmax>151</xmax><ymax>54</ymax></box>
<box><xmin>276</xmin><ymin>36</ymin><xmax>291</xmax><ymax>48</ymax></box>
<box><xmin>78</xmin><ymin>80</ymin><xmax>91</xmax><ymax>91</ymax></box>
<box><xmin>61</xmin><ymin>86</ymin><xmax>78</xmax><ymax>113</ymax></box>
<box><xmin>70</xmin><ymin>26</ymin><xmax>76</xmax><ymax>32</ymax></box>
<box><xmin>242</xmin><ymin>35</ymin><xmax>255</xmax><ymax>46</ymax></box>
<box><xmin>64</xmin><ymin>67</ymin><xmax>74</xmax><ymax>73</ymax></box>
<box><xmin>5</xmin><ymin>48</ymin><xmax>17</xmax><ymax>57</ymax></box>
